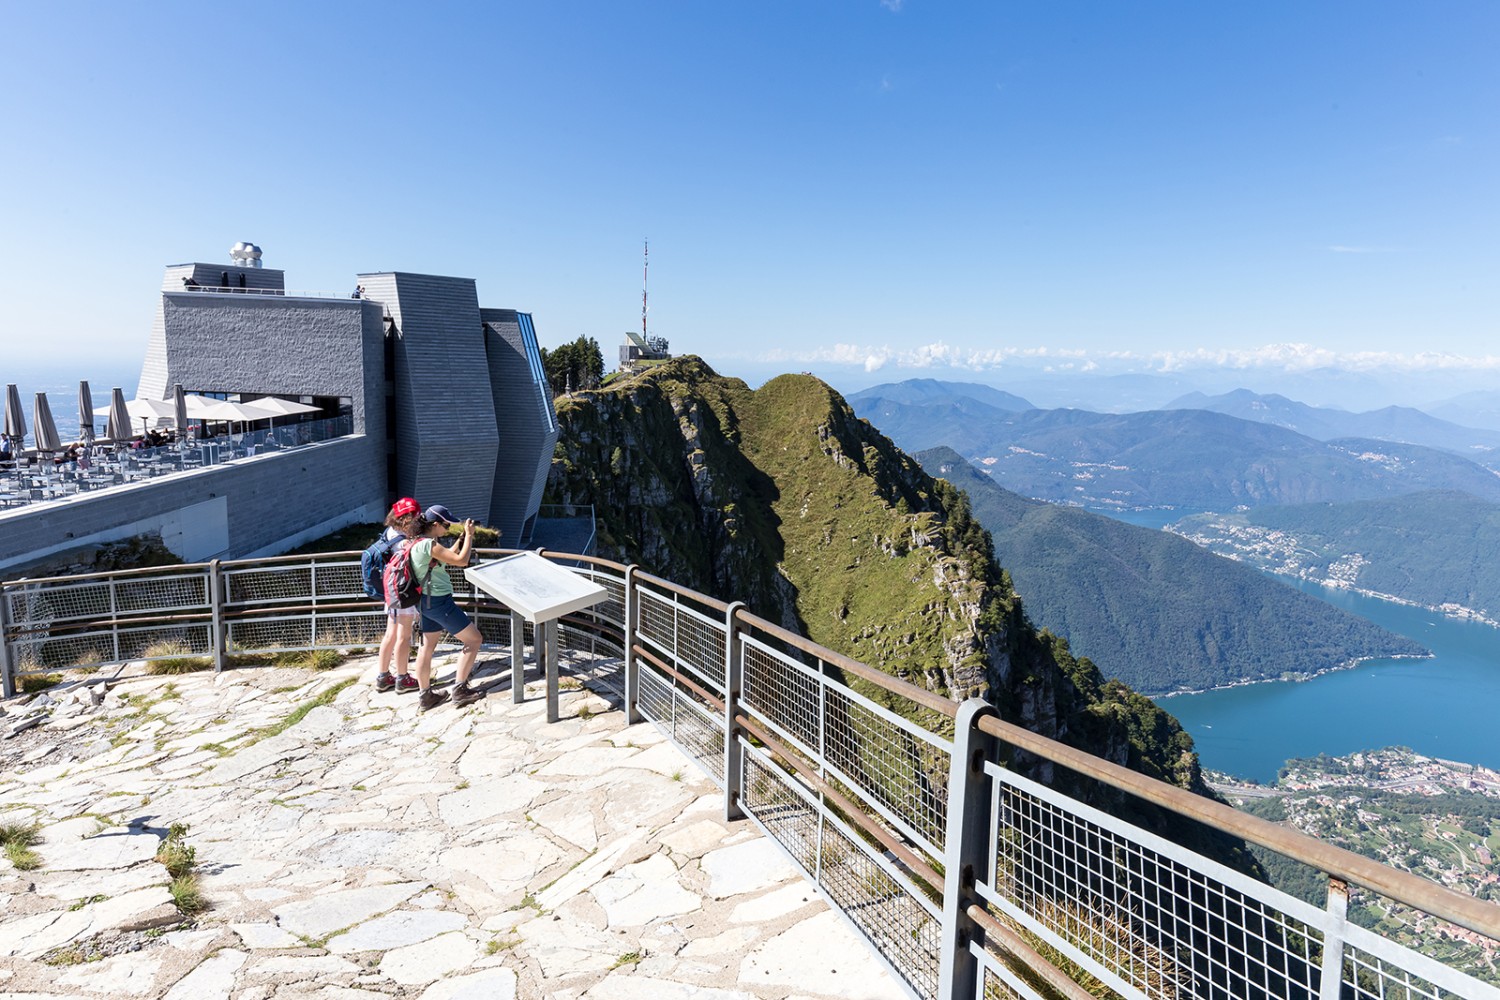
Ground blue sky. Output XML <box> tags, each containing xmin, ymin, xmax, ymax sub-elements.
<box><xmin>2</xmin><ymin>2</ymin><xmax>1497</xmax><ymax>396</ymax></box>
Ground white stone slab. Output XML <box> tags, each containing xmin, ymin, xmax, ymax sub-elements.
<box><xmin>728</xmin><ymin>882</ymin><xmax>818</xmax><ymax>924</ymax></box>
<box><xmin>271</xmin><ymin>882</ymin><xmax>426</xmax><ymax>940</ymax></box>
<box><xmin>381</xmin><ymin>929</ymin><xmax>479</xmax><ymax>985</ymax></box>
<box><xmin>38</xmin><ymin>829</ymin><xmax>160</xmax><ymax>870</ymax></box>
<box><xmin>55</xmin><ymin>949</ymin><xmax>164</xmax><ymax>995</ymax></box>
<box><xmin>418</xmin><ymin>967</ymin><xmax>519</xmax><ymax>1000</ymax></box>
<box><xmin>582</xmin><ymin>974</ymin><xmax>757</xmax><ymax>1000</ymax></box>
<box><xmin>327</xmin><ymin>909</ymin><xmax>467</xmax><ymax>953</ymax></box>
<box><xmin>231</xmin><ymin>921</ymin><xmax>302</xmax><ymax>949</ymax></box>
<box><xmin>437</xmin><ymin>773</ymin><xmax>546</xmax><ymax>827</ymax></box>
<box><xmin>739</xmin><ymin>909</ymin><xmax>905</xmax><ymax>999</ymax></box>
<box><xmin>162</xmin><ymin>948</ymin><xmax>248</xmax><ymax>1000</ymax></box>
<box><xmin>701</xmin><ymin>837</ymin><xmax>800</xmax><ymax>898</ymax></box>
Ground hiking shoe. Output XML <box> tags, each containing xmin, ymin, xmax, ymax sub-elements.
<box><xmin>452</xmin><ymin>683</ymin><xmax>484</xmax><ymax>708</ymax></box>
<box><xmin>394</xmin><ymin>674</ymin><xmax>419</xmax><ymax>694</ymax></box>
<box><xmin>374</xmin><ymin>672</ymin><xmax>396</xmax><ymax>693</ymax></box>
<box><xmin>419</xmin><ymin>688</ymin><xmax>450</xmax><ymax>712</ymax></box>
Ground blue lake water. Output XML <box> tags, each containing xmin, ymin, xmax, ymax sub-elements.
<box><xmin>1160</xmin><ymin>580</ymin><xmax>1500</xmax><ymax>782</ymax></box>
<box><xmin>1093</xmin><ymin>507</ymin><xmax>1500</xmax><ymax>782</ymax></box>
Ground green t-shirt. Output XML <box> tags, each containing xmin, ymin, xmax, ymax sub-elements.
<box><xmin>408</xmin><ymin>538</ymin><xmax>455</xmax><ymax>597</ymax></box>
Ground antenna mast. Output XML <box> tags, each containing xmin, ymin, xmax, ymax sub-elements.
<box><xmin>641</xmin><ymin>238</ymin><xmax>649</xmax><ymax>339</ymax></box>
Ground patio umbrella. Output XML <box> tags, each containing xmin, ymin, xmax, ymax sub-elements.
<box><xmin>242</xmin><ymin>396</ymin><xmax>320</xmax><ymax>439</ymax></box>
<box><xmin>77</xmin><ymin>381</ymin><xmax>96</xmax><ymax>444</ymax></box>
<box><xmin>32</xmin><ymin>393</ymin><xmax>61</xmax><ymax>454</ymax></box>
<box><xmin>33</xmin><ymin>392</ymin><xmax>62</xmax><ymax>481</ymax></box>
<box><xmin>125</xmin><ymin>397</ymin><xmax>176</xmax><ymax>437</ymax></box>
<box><xmin>106</xmin><ymin>387</ymin><xmax>131</xmax><ymax>444</ymax></box>
<box><xmin>173</xmin><ymin>384</ymin><xmax>189</xmax><ymax>445</ymax></box>
<box><xmin>4</xmin><ymin>383</ymin><xmax>26</xmax><ymax>452</ymax></box>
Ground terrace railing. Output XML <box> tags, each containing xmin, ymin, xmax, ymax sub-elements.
<box><xmin>2</xmin><ymin>551</ymin><xmax>1497</xmax><ymax>1000</ymax></box>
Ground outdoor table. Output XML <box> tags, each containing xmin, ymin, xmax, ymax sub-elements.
<box><xmin>464</xmin><ymin>552</ymin><xmax>608</xmax><ymax>722</ymax></box>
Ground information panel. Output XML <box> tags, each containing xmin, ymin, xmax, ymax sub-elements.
<box><xmin>464</xmin><ymin>552</ymin><xmax>607</xmax><ymax>623</ymax></box>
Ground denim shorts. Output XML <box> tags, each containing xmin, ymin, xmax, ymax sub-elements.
<box><xmin>419</xmin><ymin>593</ymin><xmax>471</xmax><ymax>637</ymax></box>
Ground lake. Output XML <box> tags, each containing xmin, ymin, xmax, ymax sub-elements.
<box><xmin>1093</xmin><ymin>507</ymin><xmax>1500</xmax><ymax>782</ymax></box>
<box><xmin>1159</xmin><ymin>579</ymin><xmax>1500</xmax><ymax>782</ymax></box>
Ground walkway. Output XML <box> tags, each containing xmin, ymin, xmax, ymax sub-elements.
<box><xmin>0</xmin><ymin>654</ymin><xmax>905</xmax><ymax>999</ymax></box>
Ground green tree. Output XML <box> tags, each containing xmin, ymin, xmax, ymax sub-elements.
<box><xmin>541</xmin><ymin>336</ymin><xmax>606</xmax><ymax>396</ymax></box>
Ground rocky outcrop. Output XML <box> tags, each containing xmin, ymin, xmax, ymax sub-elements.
<box><xmin>546</xmin><ymin>358</ymin><xmax>1209</xmax><ymax>797</ymax></box>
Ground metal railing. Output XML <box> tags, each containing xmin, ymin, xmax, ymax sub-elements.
<box><xmin>177</xmin><ymin>285</ymin><xmax>367</xmax><ymax>301</ymax></box>
<box><xmin>2</xmin><ymin>552</ymin><xmax>1497</xmax><ymax>999</ymax></box>
<box><xmin>0</xmin><ymin>414</ymin><xmax>355</xmax><ymax>512</ymax></box>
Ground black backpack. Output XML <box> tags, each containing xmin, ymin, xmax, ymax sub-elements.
<box><xmin>360</xmin><ymin>532</ymin><xmax>401</xmax><ymax>600</ymax></box>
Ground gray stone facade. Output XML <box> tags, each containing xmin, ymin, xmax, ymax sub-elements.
<box><xmin>35</xmin><ymin>251</ymin><xmax>560</xmax><ymax>566</ymax></box>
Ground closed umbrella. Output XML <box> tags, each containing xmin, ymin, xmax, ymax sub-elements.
<box><xmin>106</xmin><ymin>387</ymin><xmax>131</xmax><ymax>444</ymax></box>
<box><xmin>77</xmin><ymin>381</ymin><xmax>96</xmax><ymax>444</ymax></box>
<box><xmin>33</xmin><ymin>392</ymin><xmax>62</xmax><ymax>482</ymax></box>
<box><xmin>173</xmin><ymin>384</ymin><xmax>189</xmax><ymax>446</ymax></box>
<box><xmin>32</xmin><ymin>393</ymin><xmax>61</xmax><ymax>454</ymax></box>
<box><xmin>4</xmin><ymin>383</ymin><xmax>26</xmax><ymax>453</ymax></box>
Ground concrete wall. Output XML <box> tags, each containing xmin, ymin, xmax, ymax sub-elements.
<box><xmin>359</xmin><ymin>272</ymin><xmax>499</xmax><ymax>521</ymax></box>
<box><xmin>140</xmin><ymin>264</ymin><xmax>289</xmax><ymax>400</ymax></box>
<box><xmin>0</xmin><ymin>437</ymin><xmax>386</xmax><ymax>573</ymax></box>
<box><xmin>482</xmin><ymin>309</ymin><xmax>559</xmax><ymax>544</ymax></box>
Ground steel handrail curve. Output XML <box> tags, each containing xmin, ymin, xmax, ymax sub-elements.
<box><xmin>3</xmin><ymin>548</ymin><xmax>1498</xmax><ymax>989</ymax></box>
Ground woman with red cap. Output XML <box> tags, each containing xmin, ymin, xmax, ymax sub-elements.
<box><xmin>374</xmin><ymin>497</ymin><xmax>423</xmax><ymax>694</ymax></box>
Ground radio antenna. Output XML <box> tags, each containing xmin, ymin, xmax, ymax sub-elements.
<box><xmin>641</xmin><ymin>238</ymin><xmax>649</xmax><ymax>339</ymax></box>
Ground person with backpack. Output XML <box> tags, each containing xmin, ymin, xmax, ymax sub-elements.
<box><xmin>370</xmin><ymin>497</ymin><xmax>423</xmax><ymax>694</ymax></box>
<box><xmin>408</xmin><ymin>504</ymin><xmax>484</xmax><ymax>711</ymax></box>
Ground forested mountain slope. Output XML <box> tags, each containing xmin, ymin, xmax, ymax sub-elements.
<box><xmin>917</xmin><ymin>447</ymin><xmax>1428</xmax><ymax>694</ymax></box>
<box><xmin>1170</xmin><ymin>490</ymin><xmax>1500</xmax><ymax>622</ymax></box>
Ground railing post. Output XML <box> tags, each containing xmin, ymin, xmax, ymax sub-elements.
<box><xmin>723</xmin><ymin>601</ymin><xmax>746</xmax><ymax>823</ymax></box>
<box><xmin>510</xmin><ymin>610</ymin><xmax>526</xmax><ymax>705</ymax></box>
<box><xmin>623</xmin><ymin>564</ymin><xmax>641</xmax><ymax>724</ymax></box>
<box><xmin>209</xmin><ymin>559</ymin><xmax>226</xmax><ymax>673</ymax></box>
<box><xmin>0</xmin><ymin>586</ymin><xmax>14</xmax><ymax>699</ymax></box>
<box><xmin>1318</xmin><ymin>878</ymin><xmax>1350</xmax><ymax>1000</ymax></box>
<box><xmin>543</xmin><ymin>617</ymin><xmax>559</xmax><ymax>723</ymax></box>
<box><xmin>939</xmin><ymin>698</ymin><xmax>998</xmax><ymax>1000</ymax></box>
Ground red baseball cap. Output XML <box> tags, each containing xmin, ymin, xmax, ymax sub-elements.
<box><xmin>390</xmin><ymin>497</ymin><xmax>420</xmax><ymax>518</ymax></box>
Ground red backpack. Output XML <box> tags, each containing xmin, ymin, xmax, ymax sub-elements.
<box><xmin>383</xmin><ymin>539</ymin><xmax>433</xmax><ymax>610</ymax></box>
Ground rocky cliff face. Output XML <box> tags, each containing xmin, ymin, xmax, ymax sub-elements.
<box><xmin>546</xmin><ymin>358</ymin><xmax>1205</xmax><ymax>794</ymax></box>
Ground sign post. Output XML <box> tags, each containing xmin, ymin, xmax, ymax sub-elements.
<box><xmin>465</xmin><ymin>553</ymin><xmax>607</xmax><ymax>722</ymax></box>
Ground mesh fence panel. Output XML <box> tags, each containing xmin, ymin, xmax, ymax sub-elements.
<box><xmin>311</xmin><ymin>561</ymin><xmax>363</xmax><ymax>597</ymax></box>
<box><xmin>115</xmin><ymin>573</ymin><xmax>209</xmax><ymax>614</ymax></box>
<box><xmin>742</xmin><ymin>750</ymin><xmax>941</xmax><ymax>1000</ymax></box>
<box><xmin>823</xmin><ymin>684</ymin><xmax>948</xmax><ymax>858</ymax></box>
<box><xmin>989</xmin><ymin>773</ymin><xmax>1321</xmax><ymax>1000</ymax></box>
<box><xmin>5</xmin><ymin>580</ymin><xmax>113</xmax><ymax>625</ymax></box>
<box><xmin>228</xmin><ymin>616</ymin><xmax>314</xmax><ymax>653</ymax></box>
<box><xmin>743</xmin><ymin>641</ymin><xmax>821</xmax><ymax>753</ymax></box>
<box><xmin>636</xmin><ymin>661</ymin><xmax>725</xmax><ymax>784</ymax></box>
<box><xmin>12</xmin><ymin>630</ymin><xmax>117</xmax><ymax>672</ymax></box>
<box><xmin>637</xmin><ymin>588</ymin><xmax>725</xmax><ymax>691</ymax></box>
<box><xmin>226</xmin><ymin>565</ymin><xmax>313</xmax><ymax>606</ymax></box>
<box><xmin>1343</xmin><ymin>944</ymin><xmax>1448</xmax><ymax>1000</ymax></box>
<box><xmin>983</xmin><ymin>966</ymin><xmax>1037</xmax><ymax>1000</ymax></box>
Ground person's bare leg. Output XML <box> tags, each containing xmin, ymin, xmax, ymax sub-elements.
<box><xmin>392</xmin><ymin>619</ymin><xmax>414</xmax><ymax>678</ymax></box>
<box><xmin>454</xmin><ymin>623</ymin><xmax>483</xmax><ymax>686</ymax></box>
<box><xmin>416</xmin><ymin>631</ymin><xmax>440</xmax><ymax>690</ymax></box>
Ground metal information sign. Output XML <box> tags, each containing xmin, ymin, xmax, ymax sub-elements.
<box><xmin>464</xmin><ymin>551</ymin><xmax>607</xmax><ymax>622</ymax></box>
<box><xmin>464</xmin><ymin>552</ymin><xmax>608</xmax><ymax>721</ymax></box>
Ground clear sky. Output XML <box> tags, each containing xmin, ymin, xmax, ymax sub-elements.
<box><xmin>2</xmin><ymin>2</ymin><xmax>1497</xmax><ymax>395</ymax></box>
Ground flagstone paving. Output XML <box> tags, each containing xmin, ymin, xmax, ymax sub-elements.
<box><xmin>0</xmin><ymin>655</ymin><xmax>907</xmax><ymax>999</ymax></box>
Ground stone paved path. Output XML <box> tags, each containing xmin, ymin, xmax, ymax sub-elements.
<box><xmin>0</xmin><ymin>655</ymin><xmax>906</xmax><ymax>999</ymax></box>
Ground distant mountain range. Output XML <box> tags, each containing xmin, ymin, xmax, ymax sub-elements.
<box><xmin>917</xmin><ymin>447</ymin><xmax>1427</xmax><ymax>695</ymax></box>
<box><xmin>1162</xmin><ymin>388</ymin><xmax>1500</xmax><ymax>455</ymax></box>
<box><xmin>1168</xmin><ymin>490</ymin><xmax>1500</xmax><ymax>624</ymax></box>
<box><xmin>849</xmin><ymin>383</ymin><xmax>1500</xmax><ymax>510</ymax></box>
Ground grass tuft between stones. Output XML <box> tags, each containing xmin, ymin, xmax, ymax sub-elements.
<box><xmin>0</xmin><ymin>821</ymin><xmax>42</xmax><ymax>871</ymax></box>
